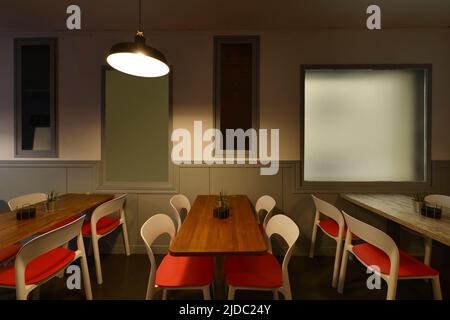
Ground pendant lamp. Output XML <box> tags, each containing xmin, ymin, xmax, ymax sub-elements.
<box><xmin>106</xmin><ymin>0</ymin><xmax>169</xmax><ymax>77</ymax></box>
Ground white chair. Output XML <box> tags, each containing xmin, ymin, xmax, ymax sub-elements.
<box><xmin>338</xmin><ymin>211</ymin><xmax>442</xmax><ymax>300</ymax></box>
<box><xmin>420</xmin><ymin>194</ymin><xmax>450</xmax><ymax>265</ymax></box>
<box><xmin>169</xmin><ymin>194</ymin><xmax>191</xmax><ymax>232</ymax></box>
<box><xmin>255</xmin><ymin>195</ymin><xmax>276</xmax><ymax>228</ymax></box>
<box><xmin>82</xmin><ymin>194</ymin><xmax>131</xmax><ymax>285</ymax></box>
<box><xmin>3</xmin><ymin>193</ymin><xmax>48</xmax><ymax>264</ymax></box>
<box><xmin>225</xmin><ymin>214</ymin><xmax>299</xmax><ymax>300</ymax></box>
<box><xmin>8</xmin><ymin>193</ymin><xmax>47</xmax><ymax>210</ymax></box>
<box><xmin>140</xmin><ymin>213</ymin><xmax>213</xmax><ymax>300</ymax></box>
<box><xmin>309</xmin><ymin>195</ymin><xmax>347</xmax><ymax>288</ymax></box>
<box><xmin>0</xmin><ymin>215</ymin><xmax>92</xmax><ymax>300</ymax></box>
<box><xmin>8</xmin><ymin>193</ymin><xmax>74</xmax><ymax>232</ymax></box>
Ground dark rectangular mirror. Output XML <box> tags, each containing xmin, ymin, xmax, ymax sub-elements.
<box><xmin>15</xmin><ymin>38</ymin><xmax>57</xmax><ymax>157</ymax></box>
<box><xmin>214</xmin><ymin>36</ymin><xmax>259</xmax><ymax>151</ymax></box>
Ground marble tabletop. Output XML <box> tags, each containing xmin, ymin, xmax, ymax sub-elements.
<box><xmin>341</xmin><ymin>193</ymin><xmax>450</xmax><ymax>247</ymax></box>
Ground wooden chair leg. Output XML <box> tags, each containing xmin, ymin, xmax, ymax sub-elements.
<box><xmin>332</xmin><ymin>240</ymin><xmax>343</xmax><ymax>288</ymax></box>
<box><xmin>78</xmin><ymin>234</ymin><xmax>93</xmax><ymax>300</ymax></box>
<box><xmin>80</xmin><ymin>255</ymin><xmax>93</xmax><ymax>300</ymax></box>
<box><xmin>386</xmin><ymin>279</ymin><xmax>397</xmax><ymax>300</ymax></box>
<box><xmin>227</xmin><ymin>286</ymin><xmax>235</xmax><ymax>300</ymax></box>
<box><xmin>424</xmin><ymin>237</ymin><xmax>432</xmax><ymax>266</ymax></box>
<box><xmin>17</xmin><ymin>287</ymin><xmax>29</xmax><ymax>300</ymax></box>
<box><xmin>121</xmin><ymin>223</ymin><xmax>131</xmax><ymax>256</ymax></box>
<box><xmin>309</xmin><ymin>223</ymin><xmax>318</xmax><ymax>258</ymax></box>
<box><xmin>145</xmin><ymin>282</ymin><xmax>153</xmax><ymax>300</ymax></box>
<box><xmin>431</xmin><ymin>276</ymin><xmax>443</xmax><ymax>300</ymax></box>
<box><xmin>202</xmin><ymin>286</ymin><xmax>211</xmax><ymax>300</ymax></box>
<box><xmin>92</xmin><ymin>238</ymin><xmax>103</xmax><ymax>285</ymax></box>
<box><xmin>337</xmin><ymin>249</ymin><xmax>349</xmax><ymax>294</ymax></box>
<box><xmin>283</xmin><ymin>286</ymin><xmax>292</xmax><ymax>300</ymax></box>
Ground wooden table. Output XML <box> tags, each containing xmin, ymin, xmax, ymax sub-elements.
<box><xmin>341</xmin><ymin>193</ymin><xmax>450</xmax><ymax>265</ymax></box>
<box><xmin>0</xmin><ymin>193</ymin><xmax>114</xmax><ymax>250</ymax></box>
<box><xmin>170</xmin><ymin>195</ymin><xmax>268</xmax><ymax>298</ymax></box>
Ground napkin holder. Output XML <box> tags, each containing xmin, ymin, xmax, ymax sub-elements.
<box><xmin>421</xmin><ymin>203</ymin><xmax>442</xmax><ymax>219</ymax></box>
<box><xmin>16</xmin><ymin>207</ymin><xmax>36</xmax><ymax>220</ymax></box>
<box><xmin>213</xmin><ymin>207</ymin><xmax>230</xmax><ymax>219</ymax></box>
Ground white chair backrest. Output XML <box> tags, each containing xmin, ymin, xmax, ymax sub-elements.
<box><xmin>8</xmin><ymin>193</ymin><xmax>47</xmax><ymax>210</ymax></box>
<box><xmin>265</xmin><ymin>214</ymin><xmax>299</xmax><ymax>287</ymax></box>
<box><xmin>90</xmin><ymin>194</ymin><xmax>126</xmax><ymax>230</ymax></box>
<box><xmin>311</xmin><ymin>195</ymin><xmax>345</xmax><ymax>229</ymax></box>
<box><xmin>424</xmin><ymin>194</ymin><xmax>450</xmax><ymax>211</ymax></box>
<box><xmin>15</xmin><ymin>215</ymin><xmax>85</xmax><ymax>286</ymax></box>
<box><xmin>342</xmin><ymin>211</ymin><xmax>399</xmax><ymax>277</ymax></box>
<box><xmin>265</xmin><ymin>214</ymin><xmax>299</xmax><ymax>250</ymax></box>
<box><xmin>140</xmin><ymin>213</ymin><xmax>176</xmax><ymax>288</ymax></box>
<box><xmin>141</xmin><ymin>213</ymin><xmax>176</xmax><ymax>252</ymax></box>
<box><xmin>255</xmin><ymin>195</ymin><xmax>276</xmax><ymax>227</ymax></box>
<box><xmin>169</xmin><ymin>194</ymin><xmax>191</xmax><ymax>232</ymax></box>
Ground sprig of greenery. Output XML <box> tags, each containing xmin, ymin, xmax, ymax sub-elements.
<box><xmin>218</xmin><ymin>190</ymin><xmax>228</xmax><ymax>208</ymax></box>
<box><xmin>413</xmin><ymin>193</ymin><xmax>425</xmax><ymax>202</ymax></box>
<box><xmin>47</xmin><ymin>191</ymin><xmax>58</xmax><ymax>202</ymax></box>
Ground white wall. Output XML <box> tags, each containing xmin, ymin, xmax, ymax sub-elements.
<box><xmin>1</xmin><ymin>28</ymin><xmax>449</xmax><ymax>160</ymax></box>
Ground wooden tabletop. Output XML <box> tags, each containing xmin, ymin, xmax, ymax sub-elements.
<box><xmin>341</xmin><ymin>193</ymin><xmax>450</xmax><ymax>247</ymax></box>
<box><xmin>170</xmin><ymin>195</ymin><xmax>268</xmax><ymax>256</ymax></box>
<box><xmin>0</xmin><ymin>193</ymin><xmax>114</xmax><ymax>249</ymax></box>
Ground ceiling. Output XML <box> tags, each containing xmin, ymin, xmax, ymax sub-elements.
<box><xmin>0</xmin><ymin>0</ymin><xmax>449</xmax><ymax>32</ymax></box>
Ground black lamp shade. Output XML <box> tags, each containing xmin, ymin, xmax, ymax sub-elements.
<box><xmin>107</xmin><ymin>33</ymin><xmax>169</xmax><ymax>77</ymax></box>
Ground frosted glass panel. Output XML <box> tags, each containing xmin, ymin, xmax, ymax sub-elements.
<box><xmin>304</xmin><ymin>69</ymin><xmax>427</xmax><ymax>182</ymax></box>
<box><xmin>104</xmin><ymin>70</ymin><xmax>169</xmax><ymax>182</ymax></box>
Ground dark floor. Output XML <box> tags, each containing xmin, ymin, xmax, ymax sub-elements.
<box><xmin>0</xmin><ymin>253</ymin><xmax>441</xmax><ymax>300</ymax></box>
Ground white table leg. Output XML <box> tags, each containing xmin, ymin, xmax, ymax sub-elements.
<box><xmin>424</xmin><ymin>237</ymin><xmax>433</xmax><ymax>266</ymax></box>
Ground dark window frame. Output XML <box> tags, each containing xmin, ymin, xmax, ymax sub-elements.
<box><xmin>300</xmin><ymin>64</ymin><xmax>432</xmax><ymax>190</ymax></box>
<box><xmin>213</xmin><ymin>36</ymin><xmax>260</xmax><ymax>150</ymax></box>
<box><xmin>14</xmin><ymin>38</ymin><xmax>58</xmax><ymax>158</ymax></box>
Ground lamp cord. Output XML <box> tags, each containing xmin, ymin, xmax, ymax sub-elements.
<box><xmin>138</xmin><ymin>0</ymin><xmax>142</xmax><ymax>31</ymax></box>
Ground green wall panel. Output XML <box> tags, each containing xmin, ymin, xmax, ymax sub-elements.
<box><xmin>104</xmin><ymin>70</ymin><xmax>169</xmax><ymax>182</ymax></box>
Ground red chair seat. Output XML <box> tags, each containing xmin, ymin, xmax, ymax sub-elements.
<box><xmin>353</xmin><ymin>243</ymin><xmax>439</xmax><ymax>278</ymax></box>
<box><xmin>156</xmin><ymin>254</ymin><xmax>214</xmax><ymax>287</ymax></box>
<box><xmin>319</xmin><ymin>219</ymin><xmax>347</xmax><ymax>238</ymax></box>
<box><xmin>82</xmin><ymin>217</ymin><xmax>120</xmax><ymax>236</ymax></box>
<box><xmin>0</xmin><ymin>247</ymin><xmax>75</xmax><ymax>286</ymax></box>
<box><xmin>0</xmin><ymin>243</ymin><xmax>22</xmax><ymax>263</ymax></box>
<box><xmin>224</xmin><ymin>253</ymin><xmax>282</xmax><ymax>288</ymax></box>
